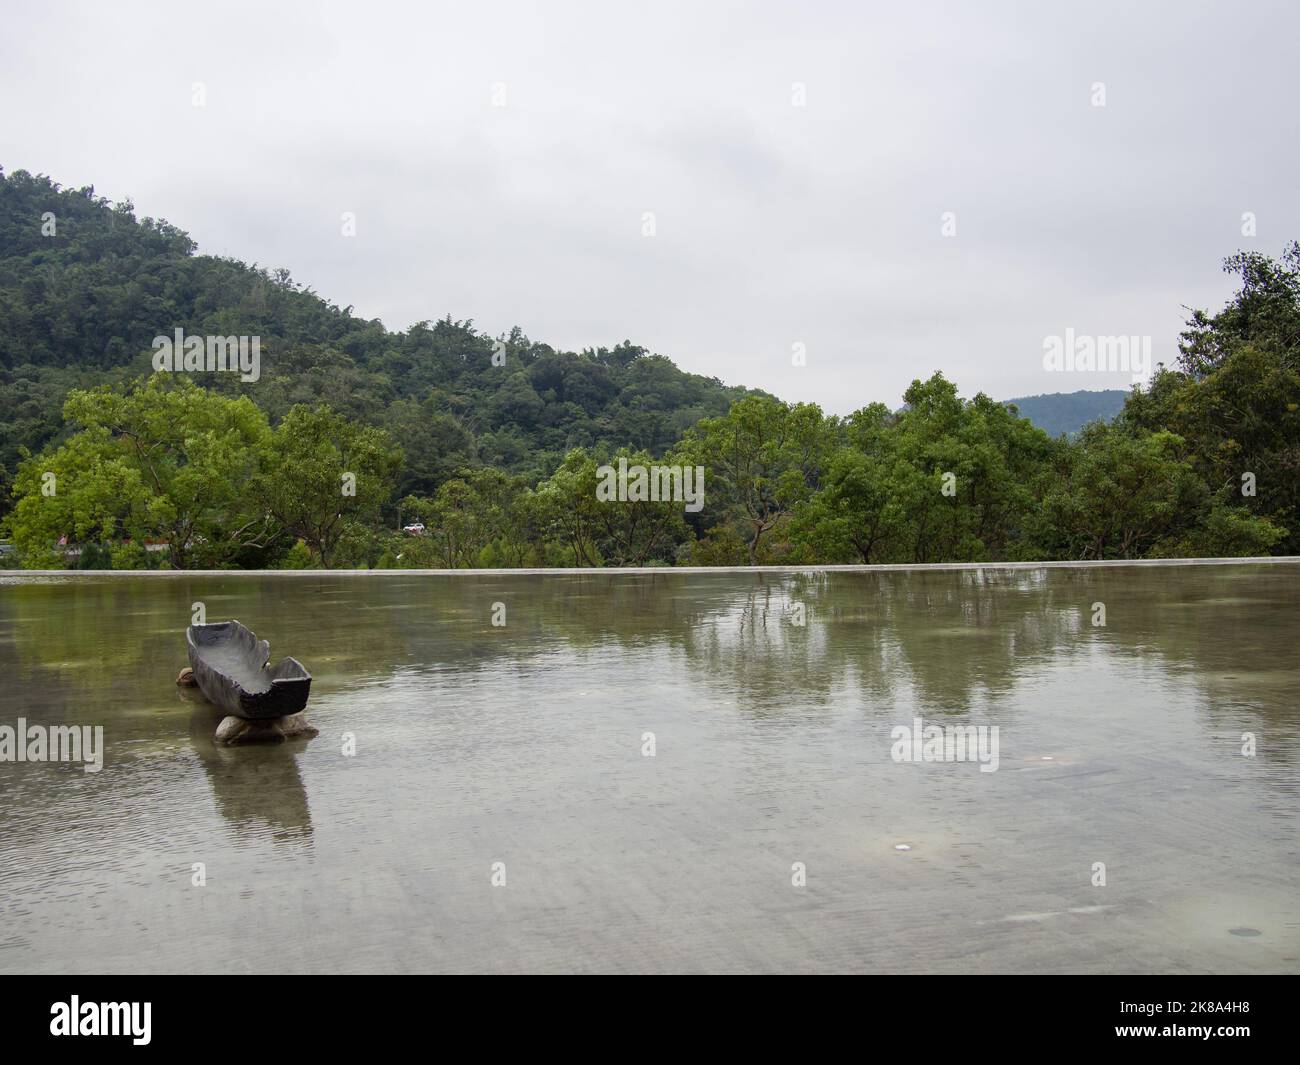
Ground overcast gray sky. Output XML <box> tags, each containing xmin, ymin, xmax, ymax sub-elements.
<box><xmin>2</xmin><ymin>0</ymin><xmax>1297</xmax><ymax>413</ymax></box>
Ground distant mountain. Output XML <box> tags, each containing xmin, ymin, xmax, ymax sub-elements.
<box><xmin>1002</xmin><ymin>389</ymin><xmax>1128</xmax><ymax>437</ymax></box>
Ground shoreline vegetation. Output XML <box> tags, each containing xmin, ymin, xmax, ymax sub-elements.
<box><xmin>2</xmin><ymin>169</ymin><xmax>1297</xmax><ymax>571</ymax></box>
<box><xmin>7</xmin><ymin>556</ymin><xmax>1298</xmax><ymax>577</ymax></box>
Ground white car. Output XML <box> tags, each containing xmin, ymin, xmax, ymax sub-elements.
<box><xmin>402</xmin><ymin>523</ymin><xmax>426</xmax><ymax>535</ymax></box>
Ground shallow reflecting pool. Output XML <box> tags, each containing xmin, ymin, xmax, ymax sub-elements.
<box><xmin>0</xmin><ymin>562</ymin><xmax>1296</xmax><ymax>973</ymax></box>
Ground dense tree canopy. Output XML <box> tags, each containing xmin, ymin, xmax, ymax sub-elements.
<box><xmin>8</xmin><ymin>378</ymin><xmax>274</xmax><ymax>568</ymax></box>
<box><xmin>1</xmin><ymin>167</ymin><xmax>1294</xmax><ymax>568</ymax></box>
<box><xmin>0</xmin><ymin>168</ymin><xmax>758</xmax><ymax>514</ymax></box>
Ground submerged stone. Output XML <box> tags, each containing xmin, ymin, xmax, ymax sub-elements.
<box><xmin>214</xmin><ymin>712</ymin><xmax>318</xmax><ymax>746</ymax></box>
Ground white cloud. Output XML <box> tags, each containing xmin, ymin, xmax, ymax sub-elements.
<box><xmin>2</xmin><ymin>0</ymin><xmax>1297</xmax><ymax>411</ymax></box>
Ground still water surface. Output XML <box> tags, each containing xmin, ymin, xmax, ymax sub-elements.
<box><xmin>0</xmin><ymin>563</ymin><xmax>1296</xmax><ymax>973</ymax></box>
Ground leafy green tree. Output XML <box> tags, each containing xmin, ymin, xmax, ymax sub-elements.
<box><xmin>1041</xmin><ymin>423</ymin><xmax>1282</xmax><ymax>559</ymax></box>
<box><xmin>253</xmin><ymin>405</ymin><xmax>401</xmax><ymax>567</ymax></box>
<box><xmin>533</xmin><ymin>450</ymin><xmax>606</xmax><ymax>566</ymax></box>
<box><xmin>397</xmin><ymin>468</ymin><xmax>539</xmax><ymax>568</ymax></box>
<box><xmin>530</xmin><ymin>448</ymin><xmax>695</xmax><ymax>567</ymax></box>
<box><xmin>276</xmin><ymin>540</ymin><xmax>316</xmax><ymax>569</ymax></box>
<box><xmin>790</xmin><ymin>448</ymin><xmax>904</xmax><ymax>563</ymax></box>
<box><xmin>676</xmin><ymin>396</ymin><xmax>832</xmax><ymax>564</ymax></box>
<box><xmin>590</xmin><ymin>449</ymin><xmax>694</xmax><ymax>566</ymax></box>
<box><xmin>383</xmin><ymin>396</ymin><xmax>477</xmax><ymax>499</ymax></box>
<box><xmin>1125</xmin><ymin>243</ymin><xmax>1300</xmax><ymax>551</ymax></box>
<box><xmin>1042</xmin><ymin>425</ymin><xmax>1195</xmax><ymax>558</ymax></box>
<box><xmin>7</xmin><ymin>429</ymin><xmax>149</xmax><ymax>567</ymax></box>
<box><xmin>1179</xmin><ymin>241</ymin><xmax>1300</xmax><ymax>375</ymax></box>
<box><xmin>6</xmin><ymin>375</ymin><xmax>273</xmax><ymax>567</ymax></box>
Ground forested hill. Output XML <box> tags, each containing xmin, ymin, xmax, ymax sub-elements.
<box><xmin>1003</xmin><ymin>390</ymin><xmax>1128</xmax><ymax>437</ymax></box>
<box><xmin>4</xmin><ymin>167</ymin><xmax>1297</xmax><ymax>571</ymax></box>
<box><xmin>0</xmin><ymin>167</ymin><xmax>758</xmax><ymax>500</ymax></box>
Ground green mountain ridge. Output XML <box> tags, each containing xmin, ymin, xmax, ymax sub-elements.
<box><xmin>0</xmin><ymin>167</ymin><xmax>761</xmax><ymax>504</ymax></box>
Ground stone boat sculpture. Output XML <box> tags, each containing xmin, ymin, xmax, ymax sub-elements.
<box><xmin>186</xmin><ymin>620</ymin><xmax>312</xmax><ymax>720</ymax></box>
